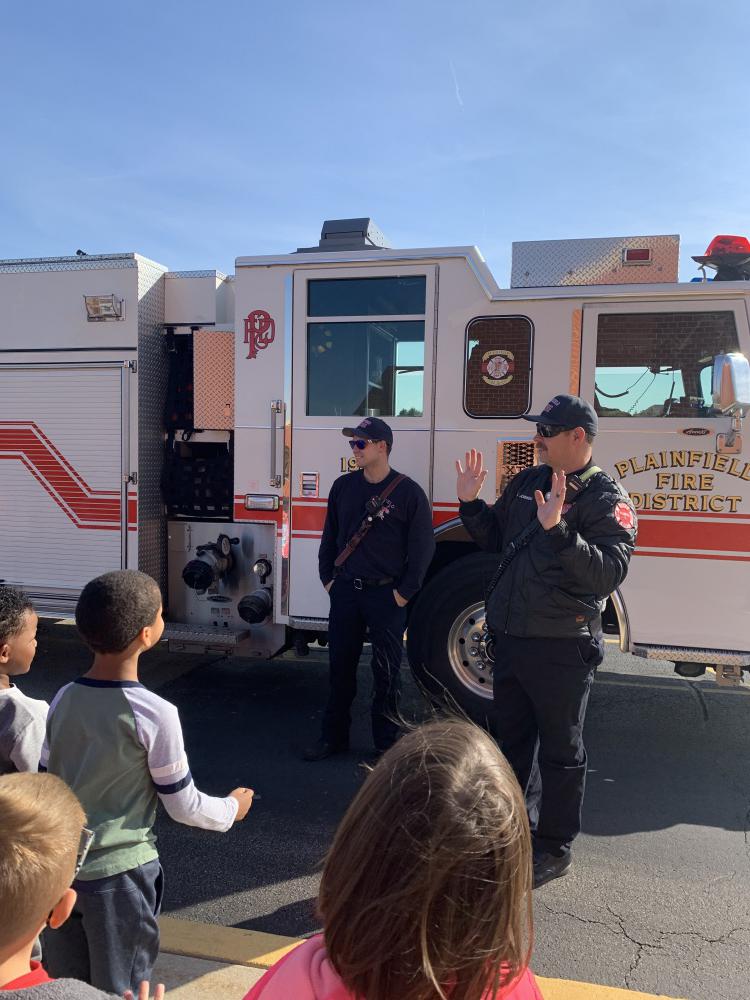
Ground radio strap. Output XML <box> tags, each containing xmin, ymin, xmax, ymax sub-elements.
<box><xmin>485</xmin><ymin>466</ymin><xmax>601</xmax><ymax>600</ymax></box>
<box><xmin>334</xmin><ymin>474</ymin><xmax>406</xmax><ymax>569</ymax></box>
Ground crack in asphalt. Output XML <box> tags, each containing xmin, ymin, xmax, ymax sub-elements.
<box><xmin>684</xmin><ymin>678</ymin><xmax>710</xmax><ymax>723</ymax></box>
<box><xmin>659</xmin><ymin>926</ymin><xmax>750</xmax><ymax>945</ymax></box>
<box><xmin>542</xmin><ymin>901</ymin><xmax>750</xmax><ymax>991</ymax></box>
<box><xmin>537</xmin><ymin>902</ymin><xmax>622</xmax><ymax>938</ymax></box>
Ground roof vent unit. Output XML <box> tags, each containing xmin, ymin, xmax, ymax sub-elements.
<box><xmin>296</xmin><ymin>218</ymin><xmax>391</xmax><ymax>253</ymax></box>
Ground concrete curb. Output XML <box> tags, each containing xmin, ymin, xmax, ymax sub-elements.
<box><xmin>158</xmin><ymin>916</ymin><xmax>688</xmax><ymax>999</ymax></box>
<box><xmin>160</xmin><ymin>917</ymin><xmax>299</xmax><ymax>969</ymax></box>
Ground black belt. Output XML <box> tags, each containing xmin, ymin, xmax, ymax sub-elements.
<box><xmin>339</xmin><ymin>575</ymin><xmax>394</xmax><ymax>589</ymax></box>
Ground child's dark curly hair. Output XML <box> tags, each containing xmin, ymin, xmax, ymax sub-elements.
<box><xmin>0</xmin><ymin>586</ymin><xmax>34</xmax><ymax>645</ymax></box>
<box><xmin>75</xmin><ymin>570</ymin><xmax>162</xmax><ymax>654</ymax></box>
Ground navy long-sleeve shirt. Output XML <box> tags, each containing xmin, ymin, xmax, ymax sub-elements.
<box><xmin>318</xmin><ymin>468</ymin><xmax>435</xmax><ymax>600</ymax></box>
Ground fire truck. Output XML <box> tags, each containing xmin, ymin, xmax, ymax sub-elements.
<box><xmin>1</xmin><ymin>221</ymin><xmax>749</xmax><ymax>716</ymax></box>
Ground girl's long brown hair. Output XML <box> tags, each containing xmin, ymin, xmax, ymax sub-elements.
<box><xmin>318</xmin><ymin>718</ymin><xmax>533</xmax><ymax>1000</ymax></box>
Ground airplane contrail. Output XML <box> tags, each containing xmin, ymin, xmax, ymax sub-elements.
<box><xmin>449</xmin><ymin>58</ymin><xmax>464</xmax><ymax>108</ymax></box>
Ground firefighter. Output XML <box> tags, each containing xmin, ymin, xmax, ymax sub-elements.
<box><xmin>304</xmin><ymin>418</ymin><xmax>435</xmax><ymax>761</ymax></box>
<box><xmin>456</xmin><ymin>395</ymin><xmax>636</xmax><ymax>888</ymax></box>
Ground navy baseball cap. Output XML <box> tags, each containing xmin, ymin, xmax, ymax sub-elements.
<box><xmin>523</xmin><ymin>394</ymin><xmax>598</xmax><ymax>436</ymax></box>
<box><xmin>341</xmin><ymin>417</ymin><xmax>394</xmax><ymax>447</ymax></box>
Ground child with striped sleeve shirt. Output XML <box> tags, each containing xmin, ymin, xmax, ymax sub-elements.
<box><xmin>41</xmin><ymin>570</ymin><xmax>254</xmax><ymax>997</ymax></box>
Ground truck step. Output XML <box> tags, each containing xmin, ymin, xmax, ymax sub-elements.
<box><xmin>631</xmin><ymin>644</ymin><xmax>750</xmax><ymax>666</ymax></box>
<box><xmin>26</xmin><ymin>593</ymin><xmax>77</xmax><ymax>620</ymax></box>
<box><xmin>164</xmin><ymin>622</ymin><xmax>250</xmax><ymax>650</ymax></box>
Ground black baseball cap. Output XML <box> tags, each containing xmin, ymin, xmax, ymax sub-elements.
<box><xmin>523</xmin><ymin>394</ymin><xmax>598</xmax><ymax>436</ymax></box>
<box><xmin>341</xmin><ymin>417</ymin><xmax>394</xmax><ymax>447</ymax></box>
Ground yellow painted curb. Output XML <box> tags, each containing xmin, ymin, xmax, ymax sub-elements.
<box><xmin>535</xmin><ymin>976</ymin><xmax>686</xmax><ymax>1000</ymax></box>
<box><xmin>159</xmin><ymin>917</ymin><xmax>687</xmax><ymax>998</ymax></box>
<box><xmin>159</xmin><ymin>916</ymin><xmax>299</xmax><ymax>969</ymax></box>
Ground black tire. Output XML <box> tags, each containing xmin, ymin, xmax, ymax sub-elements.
<box><xmin>406</xmin><ymin>552</ymin><xmax>499</xmax><ymax>725</ymax></box>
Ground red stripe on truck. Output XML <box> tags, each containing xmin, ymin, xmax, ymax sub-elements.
<box><xmin>637</xmin><ymin>517</ymin><xmax>750</xmax><ymax>554</ymax></box>
<box><xmin>0</xmin><ymin>423</ymin><xmax>121</xmax><ymax>529</ymax></box>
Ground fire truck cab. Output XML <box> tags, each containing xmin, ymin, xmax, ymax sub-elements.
<box><xmin>1</xmin><ymin>221</ymin><xmax>749</xmax><ymax>716</ymax></box>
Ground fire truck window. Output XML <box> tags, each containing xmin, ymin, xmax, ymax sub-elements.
<box><xmin>595</xmin><ymin>311</ymin><xmax>739</xmax><ymax>418</ymax></box>
<box><xmin>307</xmin><ymin>320</ymin><xmax>424</xmax><ymax>417</ymax></box>
<box><xmin>308</xmin><ymin>276</ymin><xmax>426</xmax><ymax>317</ymax></box>
<box><xmin>464</xmin><ymin>316</ymin><xmax>533</xmax><ymax>418</ymax></box>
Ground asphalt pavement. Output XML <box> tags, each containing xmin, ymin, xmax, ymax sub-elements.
<box><xmin>24</xmin><ymin>621</ymin><xmax>750</xmax><ymax>1000</ymax></box>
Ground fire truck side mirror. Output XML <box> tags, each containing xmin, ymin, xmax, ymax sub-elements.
<box><xmin>712</xmin><ymin>353</ymin><xmax>750</xmax><ymax>416</ymax></box>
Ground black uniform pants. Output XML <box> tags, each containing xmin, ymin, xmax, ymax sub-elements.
<box><xmin>493</xmin><ymin>632</ymin><xmax>604</xmax><ymax>858</ymax></box>
<box><xmin>322</xmin><ymin>578</ymin><xmax>407</xmax><ymax>751</ymax></box>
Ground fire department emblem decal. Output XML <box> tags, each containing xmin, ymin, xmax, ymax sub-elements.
<box><xmin>244</xmin><ymin>309</ymin><xmax>276</xmax><ymax>360</ymax></box>
<box><xmin>481</xmin><ymin>349</ymin><xmax>515</xmax><ymax>387</ymax></box>
<box><xmin>613</xmin><ymin>501</ymin><xmax>635</xmax><ymax>530</ymax></box>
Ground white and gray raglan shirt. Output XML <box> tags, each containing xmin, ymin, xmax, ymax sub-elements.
<box><xmin>0</xmin><ymin>684</ymin><xmax>49</xmax><ymax>773</ymax></box>
<box><xmin>41</xmin><ymin>678</ymin><xmax>239</xmax><ymax>880</ymax></box>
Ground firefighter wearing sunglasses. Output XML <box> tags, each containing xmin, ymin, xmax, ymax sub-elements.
<box><xmin>305</xmin><ymin>418</ymin><xmax>434</xmax><ymax>762</ymax></box>
<box><xmin>456</xmin><ymin>394</ymin><xmax>637</xmax><ymax>889</ymax></box>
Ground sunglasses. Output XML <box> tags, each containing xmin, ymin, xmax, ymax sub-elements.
<box><xmin>348</xmin><ymin>438</ymin><xmax>374</xmax><ymax>450</ymax></box>
<box><xmin>47</xmin><ymin>826</ymin><xmax>95</xmax><ymax>925</ymax></box>
<box><xmin>74</xmin><ymin>827</ymin><xmax>95</xmax><ymax>879</ymax></box>
<box><xmin>536</xmin><ymin>423</ymin><xmax>569</xmax><ymax>439</ymax></box>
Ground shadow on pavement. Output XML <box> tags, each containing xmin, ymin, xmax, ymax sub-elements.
<box><xmin>584</xmin><ymin>668</ymin><xmax>750</xmax><ymax>837</ymax></box>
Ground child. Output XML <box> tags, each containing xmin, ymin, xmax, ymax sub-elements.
<box><xmin>244</xmin><ymin>718</ymin><xmax>542</xmax><ymax>1000</ymax></box>
<box><xmin>0</xmin><ymin>771</ymin><xmax>127</xmax><ymax>996</ymax></box>
<box><xmin>0</xmin><ymin>586</ymin><xmax>46</xmax><ymax>774</ymax></box>
<box><xmin>41</xmin><ymin>570</ymin><xmax>254</xmax><ymax>996</ymax></box>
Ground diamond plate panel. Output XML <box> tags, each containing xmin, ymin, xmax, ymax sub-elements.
<box><xmin>164</xmin><ymin>622</ymin><xmax>250</xmax><ymax>646</ymax></box>
<box><xmin>511</xmin><ymin>235</ymin><xmax>679</xmax><ymax>287</ymax></box>
<box><xmin>165</xmin><ymin>270</ymin><xmax>227</xmax><ymax>280</ymax></box>
<box><xmin>137</xmin><ymin>261</ymin><xmax>167</xmax><ymax>597</ymax></box>
<box><xmin>632</xmin><ymin>645</ymin><xmax>750</xmax><ymax>666</ymax></box>
<box><xmin>193</xmin><ymin>330</ymin><xmax>235</xmax><ymax>430</ymax></box>
<box><xmin>0</xmin><ymin>258</ymin><xmax>137</xmax><ymax>273</ymax></box>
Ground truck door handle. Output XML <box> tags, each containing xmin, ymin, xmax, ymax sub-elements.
<box><xmin>270</xmin><ymin>400</ymin><xmax>283</xmax><ymax>487</ymax></box>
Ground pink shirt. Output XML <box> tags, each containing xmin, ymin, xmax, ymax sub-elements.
<box><xmin>244</xmin><ymin>935</ymin><xmax>543</xmax><ymax>1000</ymax></box>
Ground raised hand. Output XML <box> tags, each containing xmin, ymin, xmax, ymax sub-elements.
<box><xmin>534</xmin><ymin>470</ymin><xmax>566</xmax><ymax>530</ymax></box>
<box><xmin>455</xmin><ymin>449</ymin><xmax>487</xmax><ymax>502</ymax></box>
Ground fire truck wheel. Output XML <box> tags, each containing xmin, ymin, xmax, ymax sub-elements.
<box><xmin>407</xmin><ymin>552</ymin><xmax>499</xmax><ymax>726</ymax></box>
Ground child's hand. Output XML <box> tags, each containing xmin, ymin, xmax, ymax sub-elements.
<box><xmin>123</xmin><ymin>981</ymin><xmax>165</xmax><ymax>1000</ymax></box>
<box><xmin>229</xmin><ymin>786</ymin><xmax>254</xmax><ymax>821</ymax></box>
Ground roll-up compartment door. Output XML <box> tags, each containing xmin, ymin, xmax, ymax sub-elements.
<box><xmin>0</xmin><ymin>364</ymin><xmax>127</xmax><ymax>606</ymax></box>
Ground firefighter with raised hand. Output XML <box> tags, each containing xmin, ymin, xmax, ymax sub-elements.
<box><xmin>456</xmin><ymin>394</ymin><xmax>636</xmax><ymax>889</ymax></box>
<box><xmin>305</xmin><ymin>418</ymin><xmax>435</xmax><ymax>762</ymax></box>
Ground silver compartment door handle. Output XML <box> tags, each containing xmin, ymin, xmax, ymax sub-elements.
<box><xmin>270</xmin><ymin>400</ymin><xmax>283</xmax><ymax>487</ymax></box>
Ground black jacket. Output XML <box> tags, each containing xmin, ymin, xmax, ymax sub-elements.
<box><xmin>459</xmin><ymin>463</ymin><xmax>637</xmax><ymax>638</ymax></box>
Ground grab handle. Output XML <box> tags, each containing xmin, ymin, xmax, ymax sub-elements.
<box><xmin>270</xmin><ymin>400</ymin><xmax>283</xmax><ymax>488</ymax></box>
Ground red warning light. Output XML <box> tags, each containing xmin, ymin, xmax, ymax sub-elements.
<box><xmin>623</xmin><ymin>247</ymin><xmax>652</xmax><ymax>264</ymax></box>
<box><xmin>702</xmin><ymin>235</ymin><xmax>750</xmax><ymax>258</ymax></box>
<box><xmin>692</xmin><ymin>234</ymin><xmax>750</xmax><ymax>280</ymax></box>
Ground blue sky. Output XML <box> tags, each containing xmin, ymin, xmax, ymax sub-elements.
<box><xmin>2</xmin><ymin>1</ymin><xmax>748</xmax><ymax>283</ymax></box>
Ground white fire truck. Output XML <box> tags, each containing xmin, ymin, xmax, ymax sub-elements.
<box><xmin>1</xmin><ymin>221</ymin><xmax>749</xmax><ymax>716</ymax></box>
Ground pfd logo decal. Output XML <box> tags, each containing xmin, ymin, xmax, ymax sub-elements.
<box><xmin>481</xmin><ymin>349</ymin><xmax>515</xmax><ymax>387</ymax></box>
<box><xmin>244</xmin><ymin>310</ymin><xmax>275</xmax><ymax>360</ymax></box>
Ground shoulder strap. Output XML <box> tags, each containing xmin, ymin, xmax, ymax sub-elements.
<box><xmin>566</xmin><ymin>464</ymin><xmax>601</xmax><ymax>495</ymax></box>
<box><xmin>375</xmin><ymin>472</ymin><xmax>406</xmax><ymax>505</ymax></box>
<box><xmin>333</xmin><ymin>474</ymin><xmax>406</xmax><ymax>569</ymax></box>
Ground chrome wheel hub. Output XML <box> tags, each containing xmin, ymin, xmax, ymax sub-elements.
<box><xmin>447</xmin><ymin>601</ymin><xmax>494</xmax><ymax>700</ymax></box>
